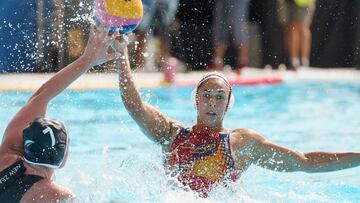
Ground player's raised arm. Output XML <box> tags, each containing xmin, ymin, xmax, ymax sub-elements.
<box><xmin>1</xmin><ymin>26</ymin><xmax>119</xmax><ymax>154</ymax></box>
<box><xmin>114</xmin><ymin>39</ymin><xmax>180</xmax><ymax>145</ymax></box>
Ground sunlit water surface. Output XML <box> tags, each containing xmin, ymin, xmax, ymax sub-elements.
<box><xmin>1</xmin><ymin>81</ymin><xmax>360</xmax><ymax>202</ymax></box>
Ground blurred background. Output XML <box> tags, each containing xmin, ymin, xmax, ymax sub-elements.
<box><xmin>0</xmin><ymin>0</ymin><xmax>359</xmax><ymax>73</ymax></box>
<box><xmin>1</xmin><ymin>2</ymin><xmax>360</xmax><ymax>202</ymax></box>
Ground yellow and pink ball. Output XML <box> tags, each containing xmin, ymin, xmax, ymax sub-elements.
<box><xmin>95</xmin><ymin>0</ymin><xmax>143</xmax><ymax>34</ymax></box>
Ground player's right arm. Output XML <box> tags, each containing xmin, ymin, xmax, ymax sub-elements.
<box><xmin>115</xmin><ymin>39</ymin><xmax>180</xmax><ymax>145</ymax></box>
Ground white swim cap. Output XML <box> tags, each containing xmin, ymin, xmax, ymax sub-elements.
<box><xmin>192</xmin><ymin>72</ymin><xmax>235</xmax><ymax>112</ymax></box>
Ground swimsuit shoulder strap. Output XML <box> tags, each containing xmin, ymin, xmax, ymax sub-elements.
<box><xmin>179</xmin><ymin>127</ymin><xmax>191</xmax><ymax>137</ymax></box>
<box><xmin>0</xmin><ymin>161</ymin><xmax>25</xmax><ymax>189</ymax></box>
<box><xmin>0</xmin><ymin>161</ymin><xmax>43</xmax><ymax>203</ymax></box>
<box><xmin>168</xmin><ymin>125</ymin><xmax>191</xmax><ymax>151</ymax></box>
<box><xmin>221</xmin><ymin>131</ymin><xmax>236</xmax><ymax>172</ymax></box>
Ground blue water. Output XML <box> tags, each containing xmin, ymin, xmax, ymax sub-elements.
<box><xmin>1</xmin><ymin>81</ymin><xmax>360</xmax><ymax>202</ymax></box>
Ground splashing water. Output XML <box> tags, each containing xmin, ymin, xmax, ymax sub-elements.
<box><xmin>1</xmin><ymin>82</ymin><xmax>360</xmax><ymax>202</ymax></box>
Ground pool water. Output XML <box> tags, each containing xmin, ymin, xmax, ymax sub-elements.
<box><xmin>1</xmin><ymin>81</ymin><xmax>360</xmax><ymax>202</ymax></box>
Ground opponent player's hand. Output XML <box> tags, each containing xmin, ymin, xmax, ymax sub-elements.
<box><xmin>82</xmin><ymin>25</ymin><xmax>120</xmax><ymax>66</ymax></box>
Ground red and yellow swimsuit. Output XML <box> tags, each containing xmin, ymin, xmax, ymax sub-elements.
<box><xmin>166</xmin><ymin>127</ymin><xmax>237</xmax><ymax>196</ymax></box>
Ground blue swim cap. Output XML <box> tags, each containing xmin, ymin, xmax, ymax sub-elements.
<box><xmin>22</xmin><ymin>117</ymin><xmax>69</xmax><ymax>169</ymax></box>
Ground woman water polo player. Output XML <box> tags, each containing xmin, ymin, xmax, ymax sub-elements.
<box><xmin>113</xmin><ymin>39</ymin><xmax>360</xmax><ymax>197</ymax></box>
<box><xmin>0</xmin><ymin>26</ymin><xmax>119</xmax><ymax>202</ymax></box>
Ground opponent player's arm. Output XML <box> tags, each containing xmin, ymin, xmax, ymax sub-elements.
<box><xmin>0</xmin><ymin>26</ymin><xmax>118</xmax><ymax>154</ymax></box>
<box><xmin>115</xmin><ymin>40</ymin><xmax>175</xmax><ymax>144</ymax></box>
<box><xmin>240</xmin><ymin>130</ymin><xmax>360</xmax><ymax>172</ymax></box>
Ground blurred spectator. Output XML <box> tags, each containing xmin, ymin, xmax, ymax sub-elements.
<box><xmin>209</xmin><ymin>0</ymin><xmax>250</xmax><ymax>74</ymax></box>
<box><xmin>176</xmin><ymin>0</ymin><xmax>216</xmax><ymax>70</ymax></box>
<box><xmin>64</xmin><ymin>0</ymin><xmax>90</xmax><ymax>68</ymax></box>
<box><xmin>310</xmin><ymin>0</ymin><xmax>360</xmax><ymax>68</ymax></box>
<box><xmin>47</xmin><ymin>0</ymin><xmax>65</xmax><ymax>72</ymax></box>
<box><xmin>135</xmin><ymin>0</ymin><xmax>179</xmax><ymax>70</ymax></box>
<box><xmin>277</xmin><ymin>0</ymin><xmax>316</xmax><ymax>70</ymax></box>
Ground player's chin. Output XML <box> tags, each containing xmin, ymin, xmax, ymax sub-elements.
<box><xmin>203</xmin><ymin>119</ymin><xmax>221</xmax><ymax>127</ymax></box>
